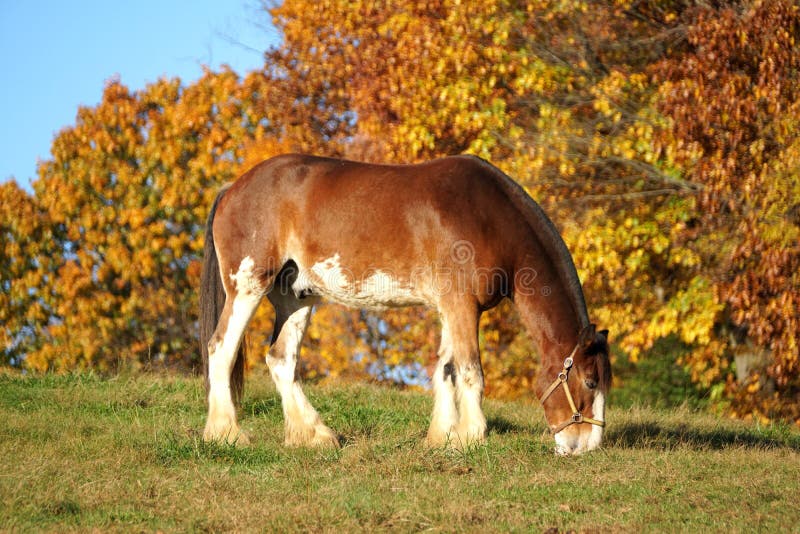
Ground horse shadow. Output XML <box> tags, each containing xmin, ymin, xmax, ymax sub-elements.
<box><xmin>487</xmin><ymin>415</ymin><xmax>541</xmax><ymax>436</ymax></box>
<box><xmin>606</xmin><ymin>421</ymin><xmax>800</xmax><ymax>452</ymax></box>
<box><xmin>241</xmin><ymin>395</ymin><xmax>800</xmax><ymax>452</ymax></box>
<box><xmin>487</xmin><ymin>413</ymin><xmax>800</xmax><ymax>452</ymax></box>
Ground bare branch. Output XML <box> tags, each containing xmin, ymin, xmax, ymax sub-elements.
<box><xmin>556</xmin><ymin>188</ymin><xmax>687</xmax><ymax>206</ymax></box>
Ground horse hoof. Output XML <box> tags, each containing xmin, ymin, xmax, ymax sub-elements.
<box><xmin>424</xmin><ymin>428</ymin><xmax>455</xmax><ymax>448</ymax></box>
<box><xmin>285</xmin><ymin>423</ymin><xmax>341</xmax><ymax>448</ymax></box>
<box><xmin>203</xmin><ymin>424</ymin><xmax>250</xmax><ymax>447</ymax></box>
<box><xmin>231</xmin><ymin>431</ymin><xmax>251</xmax><ymax>447</ymax></box>
<box><xmin>309</xmin><ymin>425</ymin><xmax>341</xmax><ymax>448</ymax></box>
<box><xmin>425</xmin><ymin>428</ymin><xmax>486</xmax><ymax>449</ymax></box>
<box><xmin>452</xmin><ymin>425</ymin><xmax>487</xmax><ymax>448</ymax></box>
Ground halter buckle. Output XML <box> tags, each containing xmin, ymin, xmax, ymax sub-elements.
<box><xmin>571</xmin><ymin>412</ymin><xmax>583</xmax><ymax>423</ymax></box>
<box><xmin>563</xmin><ymin>356</ymin><xmax>574</xmax><ymax>369</ymax></box>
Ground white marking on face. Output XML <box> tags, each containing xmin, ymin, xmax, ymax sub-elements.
<box><xmin>586</xmin><ymin>391</ymin><xmax>605</xmax><ymax>451</ymax></box>
<box><xmin>553</xmin><ymin>391</ymin><xmax>605</xmax><ymax>456</ymax></box>
<box><xmin>554</xmin><ymin>429</ymin><xmax>578</xmax><ymax>456</ymax></box>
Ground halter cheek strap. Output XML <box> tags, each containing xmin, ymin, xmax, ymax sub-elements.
<box><xmin>539</xmin><ymin>344</ymin><xmax>605</xmax><ymax>434</ymax></box>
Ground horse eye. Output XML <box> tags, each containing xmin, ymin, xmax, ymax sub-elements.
<box><xmin>584</xmin><ymin>378</ymin><xmax>597</xmax><ymax>389</ymax></box>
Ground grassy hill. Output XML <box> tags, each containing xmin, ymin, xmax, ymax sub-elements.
<box><xmin>1</xmin><ymin>372</ymin><xmax>798</xmax><ymax>532</ymax></box>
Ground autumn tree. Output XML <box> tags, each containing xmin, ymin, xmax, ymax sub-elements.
<box><xmin>2</xmin><ymin>65</ymin><xmax>339</xmax><ymax>371</ymax></box>
<box><xmin>0</xmin><ymin>182</ymin><xmax>61</xmax><ymax>366</ymax></box>
<box><xmin>264</xmin><ymin>0</ymin><xmax>800</xmax><ymax>422</ymax></box>
<box><xmin>263</xmin><ymin>0</ymin><xmax>705</xmax><ymax>397</ymax></box>
<box><xmin>655</xmin><ymin>0</ymin><xmax>800</xmax><ymax>421</ymax></box>
<box><xmin>24</xmin><ymin>73</ymin><xmax>242</xmax><ymax>370</ymax></box>
<box><xmin>3</xmin><ymin>0</ymin><xmax>797</xmax><ymax>424</ymax></box>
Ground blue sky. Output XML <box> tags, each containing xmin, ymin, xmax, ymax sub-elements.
<box><xmin>0</xmin><ymin>1</ymin><xmax>278</xmax><ymax>188</ymax></box>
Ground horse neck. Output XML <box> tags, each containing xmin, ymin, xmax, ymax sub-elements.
<box><xmin>486</xmin><ymin>165</ymin><xmax>589</xmax><ymax>369</ymax></box>
<box><xmin>513</xmin><ymin>261</ymin><xmax>587</xmax><ymax>375</ymax></box>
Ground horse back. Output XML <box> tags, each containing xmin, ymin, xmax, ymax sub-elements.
<box><xmin>212</xmin><ymin>154</ymin><xmax>534</xmax><ymax>309</ymax></box>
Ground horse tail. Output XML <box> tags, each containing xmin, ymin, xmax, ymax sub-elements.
<box><xmin>199</xmin><ymin>184</ymin><xmax>246</xmax><ymax>406</ymax></box>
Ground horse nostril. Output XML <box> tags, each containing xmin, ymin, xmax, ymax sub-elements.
<box><xmin>584</xmin><ymin>379</ymin><xmax>597</xmax><ymax>389</ymax></box>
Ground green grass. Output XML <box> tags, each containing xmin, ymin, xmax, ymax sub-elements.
<box><xmin>1</xmin><ymin>372</ymin><xmax>798</xmax><ymax>532</ymax></box>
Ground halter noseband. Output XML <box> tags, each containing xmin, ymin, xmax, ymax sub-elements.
<box><xmin>539</xmin><ymin>343</ymin><xmax>605</xmax><ymax>434</ymax></box>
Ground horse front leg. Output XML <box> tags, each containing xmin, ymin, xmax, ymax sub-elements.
<box><xmin>427</xmin><ymin>301</ymin><xmax>486</xmax><ymax>447</ymax></box>
<box><xmin>426</xmin><ymin>349</ymin><xmax>459</xmax><ymax>446</ymax></box>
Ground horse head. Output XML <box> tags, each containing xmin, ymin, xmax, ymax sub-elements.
<box><xmin>539</xmin><ymin>324</ymin><xmax>611</xmax><ymax>456</ymax></box>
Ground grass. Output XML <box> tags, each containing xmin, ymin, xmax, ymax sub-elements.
<box><xmin>1</xmin><ymin>372</ymin><xmax>798</xmax><ymax>532</ymax></box>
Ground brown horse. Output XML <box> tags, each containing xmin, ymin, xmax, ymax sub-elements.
<box><xmin>199</xmin><ymin>154</ymin><xmax>611</xmax><ymax>455</ymax></box>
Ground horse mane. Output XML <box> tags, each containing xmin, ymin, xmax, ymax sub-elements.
<box><xmin>464</xmin><ymin>155</ymin><xmax>590</xmax><ymax>329</ymax></box>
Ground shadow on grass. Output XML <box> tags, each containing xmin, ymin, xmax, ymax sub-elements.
<box><xmin>607</xmin><ymin>421</ymin><xmax>800</xmax><ymax>452</ymax></box>
<box><xmin>487</xmin><ymin>415</ymin><xmax>541</xmax><ymax>436</ymax></box>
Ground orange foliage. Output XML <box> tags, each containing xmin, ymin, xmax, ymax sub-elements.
<box><xmin>1</xmin><ymin>0</ymin><xmax>798</xmax><ymax>424</ymax></box>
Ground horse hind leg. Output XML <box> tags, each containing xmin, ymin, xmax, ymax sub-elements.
<box><xmin>204</xmin><ymin>277</ymin><xmax>263</xmax><ymax>445</ymax></box>
<box><xmin>266</xmin><ymin>285</ymin><xmax>339</xmax><ymax>448</ymax></box>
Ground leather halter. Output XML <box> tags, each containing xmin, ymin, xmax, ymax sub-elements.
<box><xmin>539</xmin><ymin>344</ymin><xmax>605</xmax><ymax>434</ymax></box>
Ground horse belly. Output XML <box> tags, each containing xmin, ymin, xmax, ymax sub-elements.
<box><xmin>291</xmin><ymin>254</ymin><xmax>430</xmax><ymax>310</ymax></box>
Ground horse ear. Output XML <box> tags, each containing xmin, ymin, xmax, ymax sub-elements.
<box><xmin>597</xmin><ymin>329</ymin><xmax>609</xmax><ymax>343</ymax></box>
<box><xmin>579</xmin><ymin>324</ymin><xmax>596</xmax><ymax>349</ymax></box>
